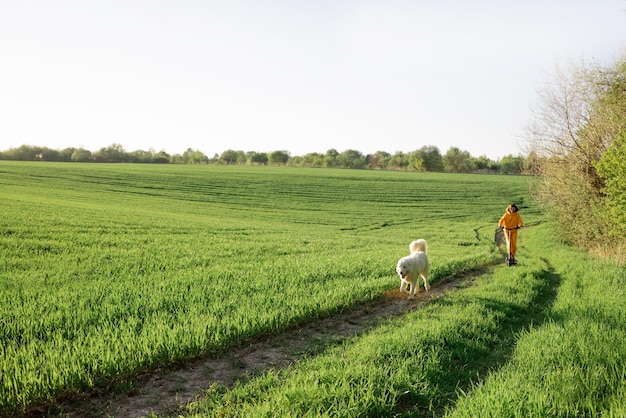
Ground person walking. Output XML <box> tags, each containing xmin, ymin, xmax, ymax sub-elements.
<box><xmin>498</xmin><ymin>203</ymin><xmax>523</xmax><ymax>265</ymax></box>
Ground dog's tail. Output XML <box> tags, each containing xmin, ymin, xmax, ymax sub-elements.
<box><xmin>409</xmin><ymin>239</ymin><xmax>427</xmax><ymax>254</ymax></box>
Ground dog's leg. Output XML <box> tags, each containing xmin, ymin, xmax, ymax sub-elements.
<box><xmin>400</xmin><ymin>280</ymin><xmax>408</xmax><ymax>294</ymax></box>
<box><xmin>422</xmin><ymin>274</ymin><xmax>430</xmax><ymax>292</ymax></box>
<box><xmin>408</xmin><ymin>282</ymin><xmax>416</xmax><ymax>299</ymax></box>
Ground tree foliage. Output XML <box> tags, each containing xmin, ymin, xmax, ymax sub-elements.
<box><xmin>418</xmin><ymin>145</ymin><xmax>445</xmax><ymax>172</ymax></box>
<box><xmin>527</xmin><ymin>55</ymin><xmax>626</xmax><ymax>252</ymax></box>
<box><xmin>1</xmin><ymin>143</ymin><xmax>534</xmax><ymax>174</ymax></box>
<box><xmin>595</xmin><ymin>131</ymin><xmax>626</xmax><ymax>237</ymax></box>
<box><xmin>443</xmin><ymin>147</ymin><xmax>472</xmax><ymax>173</ymax></box>
<box><xmin>268</xmin><ymin>150</ymin><xmax>290</xmax><ymax>165</ymax></box>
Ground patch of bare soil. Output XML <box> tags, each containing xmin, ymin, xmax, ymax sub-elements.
<box><xmin>41</xmin><ymin>270</ymin><xmax>484</xmax><ymax>418</ymax></box>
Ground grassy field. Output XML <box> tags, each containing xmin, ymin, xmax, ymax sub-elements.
<box><xmin>184</xmin><ymin>225</ymin><xmax>626</xmax><ymax>417</ymax></box>
<box><xmin>0</xmin><ymin>161</ymin><xmax>543</xmax><ymax>414</ymax></box>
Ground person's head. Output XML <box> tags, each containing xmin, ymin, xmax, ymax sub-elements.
<box><xmin>507</xmin><ymin>203</ymin><xmax>519</xmax><ymax>213</ymax></box>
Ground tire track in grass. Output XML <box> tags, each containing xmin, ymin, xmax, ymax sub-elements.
<box><xmin>37</xmin><ymin>269</ymin><xmax>487</xmax><ymax>418</ymax></box>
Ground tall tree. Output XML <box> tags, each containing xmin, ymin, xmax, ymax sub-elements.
<box><xmin>527</xmin><ymin>56</ymin><xmax>626</xmax><ymax>250</ymax></box>
<box><xmin>94</xmin><ymin>143</ymin><xmax>126</xmax><ymax>162</ymax></box>
<box><xmin>418</xmin><ymin>145</ymin><xmax>444</xmax><ymax>172</ymax></box>
<box><xmin>268</xmin><ymin>150</ymin><xmax>290</xmax><ymax>165</ymax></box>
<box><xmin>71</xmin><ymin>148</ymin><xmax>93</xmax><ymax>162</ymax></box>
<box><xmin>338</xmin><ymin>149</ymin><xmax>365</xmax><ymax>169</ymax></box>
<box><xmin>443</xmin><ymin>147</ymin><xmax>471</xmax><ymax>173</ymax></box>
<box><xmin>220</xmin><ymin>149</ymin><xmax>239</xmax><ymax>164</ymax></box>
<box><xmin>499</xmin><ymin>155</ymin><xmax>524</xmax><ymax>174</ymax></box>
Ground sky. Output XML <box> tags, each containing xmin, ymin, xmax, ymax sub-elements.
<box><xmin>1</xmin><ymin>1</ymin><xmax>625</xmax><ymax>161</ymax></box>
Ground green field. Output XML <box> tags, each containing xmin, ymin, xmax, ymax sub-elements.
<box><xmin>4</xmin><ymin>161</ymin><xmax>622</xmax><ymax>416</ymax></box>
<box><xmin>185</xmin><ymin>224</ymin><xmax>626</xmax><ymax>417</ymax></box>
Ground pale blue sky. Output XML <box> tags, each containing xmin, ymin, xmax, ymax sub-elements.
<box><xmin>1</xmin><ymin>1</ymin><xmax>624</xmax><ymax>160</ymax></box>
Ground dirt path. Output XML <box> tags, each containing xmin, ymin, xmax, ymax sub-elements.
<box><xmin>43</xmin><ymin>270</ymin><xmax>483</xmax><ymax>418</ymax></box>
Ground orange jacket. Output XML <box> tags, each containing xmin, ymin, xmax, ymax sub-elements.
<box><xmin>498</xmin><ymin>212</ymin><xmax>523</xmax><ymax>230</ymax></box>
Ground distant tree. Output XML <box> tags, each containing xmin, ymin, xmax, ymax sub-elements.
<box><xmin>268</xmin><ymin>150</ymin><xmax>290</xmax><ymax>165</ymax></box>
<box><xmin>39</xmin><ymin>147</ymin><xmax>64</xmax><ymax>161</ymax></box>
<box><xmin>151</xmin><ymin>151</ymin><xmax>170</xmax><ymax>164</ymax></box>
<box><xmin>59</xmin><ymin>147</ymin><xmax>76</xmax><ymax>161</ymax></box>
<box><xmin>366</xmin><ymin>151</ymin><xmax>391</xmax><ymax>169</ymax></box>
<box><xmin>94</xmin><ymin>143</ymin><xmax>126</xmax><ymax>162</ymax></box>
<box><xmin>406</xmin><ymin>150</ymin><xmax>424</xmax><ymax>171</ymax></box>
<box><xmin>128</xmin><ymin>149</ymin><xmax>153</xmax><ymax>163</ymax></box>
<box><xmin>324</xmin><ymin>149</ymin><xmax>339</xmax><ymax>167</ymax></box>
<box><xmin>194</xmin><ymin>150</ymin><xmax>208</xmax><ymax>164</ymax></box>
<box><xmin>417</xmin><ymin>146</ymin><xmax>444</xmax><ymax>172</ymax></box>
<box><xmin>338</xmin><ymin>149</ymin><xmax>365</xmax><ymax>169</ymax></box>
<box><xmin>302</xmin><ymin>152</ymin><xmax>324</xmax><ymax>167</ymax></box>
<box><xmin>235</xmin><ymin>151</ymin><xmax>247</xmax><ymax>164</ymax></box>
<box><xmin>4</xmin><ymin>145</ymin><xmax>41</xmax><ymax>160</ymax></box>
<box><xmin>247</xmin><ymin>151</ymin><xmax>268</xmax><ymax>165</ymax></box>
<box><xmin>443</xmin><ymin>147</ymin><xmax>471</xmax><ymax>173</ymax></box>
<box><xmin>220</xmin><ymin>149</ymin><xmax>239</xmax><ymax>164</ymax></box>
<box><xmin>385</xmin><ymin>151</ymin><xmax>407</xmax><ymax>170</ymax></box>
<box><xmin>471</xmin><ymin>155</ymin><xmax>495</xmax><ymax>172</ymax></box>
<box><xmin>181</xmin><ymin>148</ymin><xmax>194</xmax><ymax>164</ymax></box>
<box><xmin>71</xmin><ymin>148</ymin><xmax>92</xmax><ymax>162</ymax></box>
<box><xmin>499</xmin><ymin>154</ymin><xmax>524</xmax><ymax>174</ymax></box>
<box><xmin>182</xmin><ymin>148</ymin><xmax>208</xmax><ymax>164</ymax></box>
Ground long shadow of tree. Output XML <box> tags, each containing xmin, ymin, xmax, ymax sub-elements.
<box><xmin>399</xmin><ymin>258</ymin><xmax>561</xmax><ymax>417</ymax></box>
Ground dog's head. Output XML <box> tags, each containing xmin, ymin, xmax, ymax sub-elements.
<box><xmin>396</xmin><ymin>259</ymin><xmax>410</xmax><ymax>279</ymax></box>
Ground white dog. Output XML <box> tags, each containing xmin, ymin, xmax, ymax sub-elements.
<box><xmin>395</xmin><ymin>239</ymin><xmax>430</xmax><ymax>299</ymax></box>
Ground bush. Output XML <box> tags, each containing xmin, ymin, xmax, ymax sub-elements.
<box><xmin>595</xmin><ymin>131</ymin><xmax>626</xmax><ymax>237</ymax></box>
<box><xmin>527</xmin><ymin>55</ymin><xmax>626</xmax><ymax>250</ymax></box>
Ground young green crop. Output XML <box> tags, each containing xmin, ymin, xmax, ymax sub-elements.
<box><xmin>0</xmin><ymin>162</ymin><xmax>537</xmax><ymax>413</ymax></box>
<box><xmin>447</xmin><ymin>229</ymin><xmax>626</xmax><ymax>417</ymax></box>
<box><xmin>182</xmin><ymin>226</ymin><xmax>626</xmax><ymax>418</ymax></box>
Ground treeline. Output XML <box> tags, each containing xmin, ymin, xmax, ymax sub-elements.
<box><xmin>0</xmin><ymin>143</ymin><xmax>532</xmax><ymax>174</ymax></box>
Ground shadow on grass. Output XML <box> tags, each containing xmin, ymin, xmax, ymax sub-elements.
<box><xmin>401</xmin><ymin>258</ymin><xmax>562</xmax><ymax>417</ymax></box>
